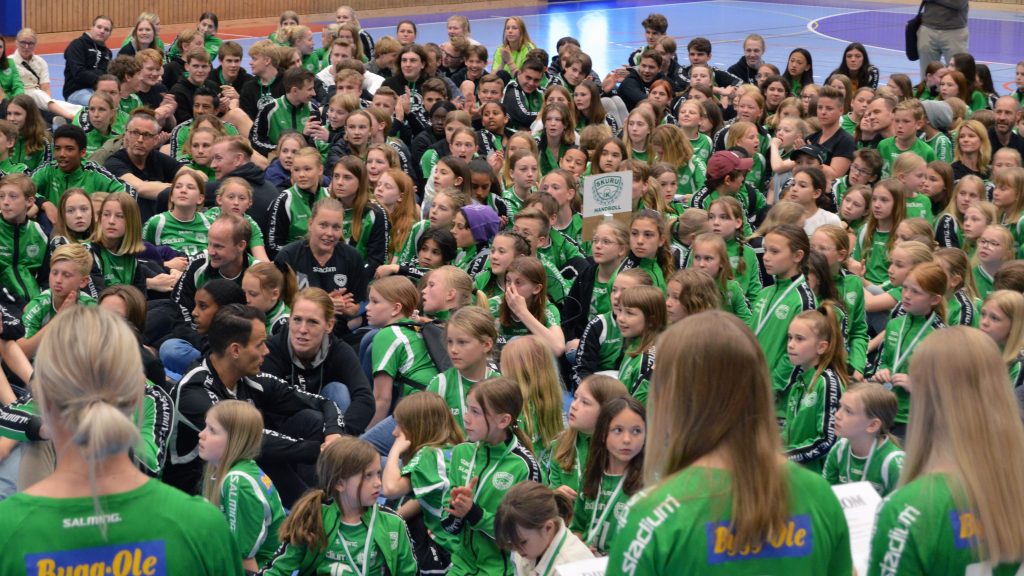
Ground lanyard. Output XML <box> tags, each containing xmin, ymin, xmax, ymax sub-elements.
<box><xmin>585</xmin><ymin>474</ymin><xmax>625</xmax><ymax>545</ymax></box>
<box><xmin>336</xmin><ymin>505</ymin><xmax>377</xmax><ymax>576</ymax></box>
<box><xmin>467</xmin><ymin>437</ymin><xmax>517</xmax><ymax>498</ymax></box>
<box><xmin>536</xmin><ymin>529</ymin><xmax>569</xmax><ymax>576</ymax></box>
<box><xmin>755</xmin><ymin>275</ymin><xmax>804</xmax><ymax>335</ymax></box>
<box><xmin>574</xmin><ymin>443</ymin><xmax>583</xmax><ymax>485</ymax></box>
<box><xmin>845</xmin><ymin>439</ymin><xmax>877</xmax><ymax>482</ymax></box>
<box><xmin>893</xmin><ymin>313</ymin><xmax>935</xmax><ymax>372</ymax></box>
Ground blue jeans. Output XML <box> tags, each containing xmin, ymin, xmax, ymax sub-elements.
<box><xmin>160</xmin><ymin>338</ymin><xmax>201</xmax><ymax>382</ymax></box>
<box><xmin>360</xmin><ymin>416</ymin><xmax>397</xmax><ymax>457</ymax></box>
<box><xmin>66</xmin><ymin>89</ymin><xmax>94</xmax><ymax>107</ymax></box>
<box><xmin>320</xmin><ymin>381</ymin><xmax>352</xmax><ymax>413</ymax></box>
<box><xmin>359</xmin><ymin>328</ymin><xmax>381</xmax><ymax>383</ymax></box>
<box><xmin>0</xmin><ymin>442</ymin><xmax>23</xmax><ymax>500</ymax></box>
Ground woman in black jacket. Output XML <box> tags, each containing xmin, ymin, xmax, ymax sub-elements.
<box><xmin>261</xmin><ymin>287</ymin><xmax>375</xmax><ymax>435</ymax></box>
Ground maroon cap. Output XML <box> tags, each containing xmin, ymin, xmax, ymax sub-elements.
<box><xmin>707</xmin><ymin>150</ymin><xmax>754</xmax><ymax>179</ymax></box>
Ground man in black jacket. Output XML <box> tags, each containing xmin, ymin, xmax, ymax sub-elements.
<box><xmin>502</xmin><ymin>56</ymin><xmax>546</xmax><ymax>131</ymax></box>
<box><xmin>206</xmin><ymin>136</ymin><xmax>279</xmax><ymax>236</ymax></box>
<box><xmin>727</xmin><ymin>34</ymin><xmax>766</xmax><ymax>85</ymax></box>
<box><xmin>618</xmin><ymin>50</ymin><xmax>666</xmax><ymax>110</ymax></box>
<box><xmin>166</xmin><ymin>304</ymin><xmax>347</xmax><ymax>506</ymax></box>
<box><xmin>63</xmin><ymin>16</ymin><xmax>113</xmax><ymax>105</ymax></box>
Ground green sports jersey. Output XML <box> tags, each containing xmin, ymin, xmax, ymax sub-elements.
<box><xmin>974</xmin><ymin>264</ymin><xmax>995</xmax><ymax>301</ymax></box>
<box><xmin>690</xmin><ymin>133</ymin><xmax>713</xmax><ymax>164</ymax></box>
<box><xmin>442</xmin><ymin>437</ymin><xmax>543</xmax><ymax>576</ymax></box>
<box><xmin>905</xmin><ymin>194</ymin><xmax>934</xmax><ymax>225</ymax></box>
<box><xmin>1009</xmin><ymin>350</ymin><xmax>1024</xmax><ymax>388</ymax></box>
<box><xmin>95</xmin><ymin>246</ymin><xmax>138</xmax><ymax>287</ymax></box>
<box><xmin>877</xmin><ymin>137</ymin><xmax>936</xmax><ymax>178</ymax></box>
<box><xmin>690</xmin><ymin>188</ymin><xmax>755</xmax><ymax>237</ymax></box>
<box><xmin>923</xmin><ymin>131</ymin><xmax>954</xmax><ymax>163</ymax></box>
<box><xmin>855</xmin><ymin>228</ymin><xmax>892</xmax><ymax>285</ymax></box>
<box><xmin>427</xmin><ymin>366</ymin><xmax>500</xmax><ymax>432</ymax></box>
<box><xmin>725</xmin><ymin>239</ymin><xmax>762</xmax><ymax>307</ymax></box>
<box><xmin>493</xmin><ymin>300</ymin><xmax>561</xmax><ymax>350</ymax></box>
<box><xmin>204</xmin><ymin>208</ymin><xmax>265</xmax><ymax>248</ymax></box>
<box><xmin>833</xmin><ymin>176</ymin><xmax>849</xmax><ymax>208</ymax></box>
<box><xmin>269</xmin><ymin>185</ymin><xmax>330</xmax><ymax>252</ymax></box>
<box><xmin>606</xmin><ymin>462</ymin><xmax>852</xmax><ymax>576</ymax></box>
<box><xmin>453</xmin><ymin>243</ymin><xmax>478</xmax><ymax>271</ymax></box>
<box><xmin>0</xmin><ymin>156</ymin><xmax>28</xmax><ymax>176</ymax></box>
<box><xmin>618</xmin><ymin>342</ymin><xmax>655</xmax><ymax>405</ymax></box>
<box><xmin>265</xmin><ymin>299</ymin><xmax>290</xmax><ymax>335</ymax></box>
<box><xmin>142</xmin><ymin>211</ymin><xmax>212</xmax><ymax>257</ymax></box>
<box><xmin>262</xmin><ymin>502</ymin><xmax>417</xmax><ymax>576</ymax></box>
<box><xmin>554</xmin><ymin>214</ymin><xmax>583</xmax><ymax>247</ymax></box>
<box><xmin>779</xmin><ymin>366</ymin><xmax>843</xmax><ymax>473</ymax></box>
<box><xmin>590</xmin><ymin>277</ymin><xmax>612</xmax><ymax>318</ymax></box>
<box><xmin>678</xmin><ymin>156</ymin><xmax>708</xmax><ymax>198</ymax></box>
<box><xmin>537</xmin><ymin>250</ymin><xmax>571</xmax><ymax>305</ymax></box>
<box><xmin>867</xmin><ymin>473</ymin><xmax>1022</xmax><ymax>575</ymax></box>
<box><xmin>752</xmin><ymin>274</ymin><xmax>817</xmax><ymax>412</ymax></box>
<box><xmin>1003</xmin><ymin>213</ymin><xmax>1024</xmax><ymax>258</ymax></box>
<box><xmin>84</xmin><ymin>127</ymin><xmax>117</xmax><ymax>157</ymax></box>
<box><xmin>473</xmin><ymin>259</ymin><xmax>505</xmax><ymax>299</ymax></box>
<box><xmin>397</xmin><ymin>219</ymin><xmax>430</xmax><ymax>264</ymax></box>
<box><xmin>841</xmin><ymin>114</ymin><xmax>857</xmax><ymax>135</ymax></box>
<box><xmin>372</xmin><ymin>324</ymin><xmax>440</xmax><ymax>397</ymax></box>
<box><xmin>30</xmin><ymin>161</ymin><xmax>127</xmax><ymax>207</ymax></box>
<box><xmin>501</xmin><ymin>187</ymin><xmax>531</xmax><ymax>221</ymax></box>
<box><xmin>0</xmin><ymin>216</ymin><xmax>47</xmax><ymax>301</ymax></box>
<box><xmin>570</xmin><ymin>473</ymin><xmax>634</xmax><ymax>554</ymax></box>
<box><xmin>22</xmin><ymin>290</ymin><xmax>97</xmax><ymax>338</ymax></box>
<box><xmin>538</xmin><ymin>230</ymin><xmax>582</xmax><ymax>270</ymax></box>
<box><xmin>946</xmin><ymin>288</ymin><xmax>980</xmax><ymax>327</ymax></box>
<box><xmin>220</xmin><ymin>459</ymin><xmax>285</xmax><ymax>565</ymax></box>
<box><xmin>822</xmin><ymin>437</ymin><xmax>904</xmax><ymax>496</ymax></box>
<box><xmin>877</xmin><ymin>312</ymin><xmax>946</xmax><ymax>423</ymax></box>
<box><xmin>837</xmin><ymin>270</ymin><xmax>869</xmax><ymax>374</ymax></box>
<box><xmin>402</xmin><ymin>444</ymin><xmax>459</xmax><ymax>553</ymax></box>
<box><xmin>0</xmin><ymin>479</ymin><xmax>244</xmax><ymax>576</ymax></box>
<box><xmin>170</xmin><ymin>119</ymin><xmax>239</xmax><ymax>161</ymax></box>
<box><xmin>546</xmin><ymin>433</ymin><xmax>590</xmax><ymax>496</ymax></box>
<box><xmin>10</xmin><ymin>137</ymin><xmax>51</xmax><ymax>171</ymax></box>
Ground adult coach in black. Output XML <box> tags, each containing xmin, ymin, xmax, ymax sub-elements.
<box><xmin>63</xmin><ymin>15</ymin><xmax>113</xmax><ymax>106</ymax></box>
<box><xmin>806</xmin><ymin>85</ymin><xmax>854</xmax><ymax>184</ymax></box>
<box><xmin>166</xmin><ymin>304</ymin><xmax>347</xmax><ymax>506</ymax></box>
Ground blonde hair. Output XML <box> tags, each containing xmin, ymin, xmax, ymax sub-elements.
<box><xmin>985</xmin><ymin>290</ymin><xmax>1024</xmax><ymax>365</ymax></box>
<box><xmin>692</xmin><ymin>233</ymin><xmax>735</xmax><ymax>289</ymax></box>
<box><xmin>648</xmin><ymin>311</ymin><xmax>787</xmax><ymax>549</ymax></box>
<box><xmin>905</xmin><ymin>327</ymin><xmax>1024</xmax><ymax>563</ymax></box>
<box><xmin>673</xmin><ymin>208</ymin><xmax>709</xmax><ymax>243</ymax></box>
<box><xmin>393</xmin><ymin>392</ymin><xmax>464</xmax><ymax>460</ymax></box>
<box><xmin>954</xmin><ymin>119</ymin><xmax>992</xmax><ymax>175</ymax></box>
<box><xmin>500</xmin><ymin>336</ymin><xmax>565</xmax><ymax>454</ymax></box>
<box><xmin>447</xmin><ymin>306</ymin><xmax>496</xmax><ymax>346</ymax></box>
<box><xmin>50</xmin><ymin>243</ymin><xmax>93</xmax><ymax>276</ymax></box>
<box><xmin>201</xmin><ymin>400</ymin><xmax>264</xmax><ymax>507</ymax></box>
<box><xmin>33</xmin><ymin>307</ymin><xmax>145</xmax><ymax>536</ymax></box>
<box><xmin>431</xmin><ymin>265</ymin><xmax>489</xmax><ymax>309</ymax></box>
<box><xmin>369</xmin><ymin>275</ymin><xmax>419</xmax><ymax>316</ymax></box>
<box><xmin>92</xmin><ymin>192</ymin><xmax>145</xmax><ymax>255</ymax></box>
<box><xmin>751</xmin><ymin>200</ymin><xmax>805</xmax><ymax>238</ymax></box>
<box><xmin>934</xmin><ymin>247</ymin><xmax>977</xmax><ymax>300</ymax></box>
<box><xmin>844</xmin><ymin>381</ymin><xmax>899</xmax><ymax>441</ymax></box>
<box><xmin>668</xmin><ymin>269</ymin><xmax>721</xmax><ymax>317</ymax></box>
<box><xmin>245</xmin><ymin>261</ymin><xmax>298</xmax><ymax>308</ymax></box>
<box><xmin>993</xmin><ymin>166</ymin><xmax>1024</xmax><ymax>223</ymax></box>
<box><xmin>551</xmin><ymin>375</ymin><xmax>628</xmax><ymax>473</ymax></box>
<box><xmin>792</xmin><ymin>306</ymin><xmax>849</xmax><ymax>387</ymax></box>
<box><xmin>619</xmin><ymin>285</ymin><xmax>668</xmax><ymax>357</ymax></box>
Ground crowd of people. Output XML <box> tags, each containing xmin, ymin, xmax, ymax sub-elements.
<box><xmin>0</xmin><ymin>1</ymin><xmax>1023</xmax><ymax>574</ymax></box>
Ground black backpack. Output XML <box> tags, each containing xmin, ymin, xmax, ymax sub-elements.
<box><xmin>392</xmin><ymin>320</ymin><xmax>452</xmax><ymax>393</ymax></box>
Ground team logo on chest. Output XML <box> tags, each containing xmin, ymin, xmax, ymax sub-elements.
<box><xmin>775</xmin><ymin>304</ymin><xmax>791</xmax><ymax>320</ymax></box>
<box><xmin>26</xmin><ymin>245</ymin><xmax>39</xmax><ymax>258</ymax></box>
<box><xmin>492</xmin><ymin>471</ymin><xmax>514</xmax><ymax>490</ymax></box>
<box><xmin>334</xmin><ymin>274</ymin><xmax>348</xmax><ymax>287</ymax></box>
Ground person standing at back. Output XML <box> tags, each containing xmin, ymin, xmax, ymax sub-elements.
<box><xmin>916</xmin><ymin>0</ymin><xmax>969</xmax><ymax>78</ymax></box>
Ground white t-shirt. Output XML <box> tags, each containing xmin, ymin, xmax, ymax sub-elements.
<box><xmin>804</xmin><ymin>208</ymin><xmax>842</xmax><ymax>236</ymax></box>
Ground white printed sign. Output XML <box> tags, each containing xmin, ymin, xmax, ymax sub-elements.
<box><xmin>556</xmin><ymin>556</ymin><xmax>608</xmax><ymax>576</ymax></box>
<box><xmin>832</xmin><ymin>481</ymin><xmax>883</xmax><ymax>576</ymax></box>
<box><xmin>582</xmin><ymin>171</ymin><xmax>633</xmax><ymax>218</ymax></box>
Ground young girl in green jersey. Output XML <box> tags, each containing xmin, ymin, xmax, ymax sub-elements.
<box><xmin>709</xmin><ymin>197</ymin><xmax>761</xmax><ymax>303</ymax></box>
<box><xmin>622</xmin><ymin>160</ymin><xmax>667</xmax><ymax>214</ymax></box>
<box><xmin>378</xmin><ymin>169</ymin><xmax>417</xmax><ymax>261</ymax></box>
<box><xmin>933</xmin><ymin>248</ymin><xmax>981</xmax><ymax>327</ymax></box>
<box><xmin>935</xmin><ymin>173</ymin><xmax>983</xmax><ymax>249</ymax></box>
<box><xmin>974</xmin><ymin>225</ymin><xmax>1014</xmax><ymax>300</ymax></box>
<box><xmin>754</xmin><ymin>224</ymin><xmax>817</xmax><ymax>405</ymax></box>
<box><xmin>242</xmin><ymin>262</ymin><xmax>297</xmax><ymax>336</ymax></box>
<box><xmin>839</xmin><ymin>184</ymin><xmax>870</xmax><ymax>236</ymax></box>
<box><xmin>616</xmin><ymin>286</ymin><xmax>666</xmax><ymax>405</ymax></box>
<box><xmin>504</xmin><ymin>149</ymin><xmax>539</xmax><ymax>220</ymax></box>
<box><xmin>497</xmin><ymin>480</ymin><xmax>595</xmax><ymax>575</ymax></box>
<box><xmin>475</xmin><ymin>230</ymin><xmax>530</xmax><ymax>299</ymax></box>
<box><xmin>501</xmin><ymin>335</ymin><xmax>566</xmax><ymax>470</ymax></box>
<box><xmin>182</xmin><ymin>126</ymin><xmax>218</xmax><ymax>180</ymax></box>
<box><xmin>992</xmin><ymin>166</ymin><xmax>1024</xmax><ymax>256</ymax></box>
<box><xmin>890</xmin><ymin>152</ymin><xmax>933</xmax><ymax>224</ymax></box>
<box><xmin>823</xmin><ymin>382</ymin><xmax>904</xmax><ymax>496</ymax></box>
<box><xmin>496</xmin><ymin>256</ymin><xmax>565</xmax><ymax>355</ymax></box>
<box><xmin>207</xmin><ymin>177</ymin><xmax>270</xmax><ymax>262</ymax></box>
<box><xmin>420</xmin><ymin>265</ymin><xmax>487</xmax><ymax>321</ymax></box>
<box><xmin>82</xmin><ymin>92</ymin><xmax>117</xmax><ymax>158</ymax></box>
<box><xmin>690</xmin><ymin>233</ymin><xmax>753</xmax><ymax>326</ymax></box>
<box><xmin>623</xmin><ymin>108</ymin><xmax>655</xmax><ymax>163</ymax></box>
<box><xmin>50</xmin><ymin>188</ymin><xmax>93</xmax><ymax>246</ymax></box>
<box><xmin>607</xmin><ymin>311</ymin><xmax>853</xmax><ymax>574</ymax></box>
<box><xmin>443</xmin><ymin>377</ymin><xmax>544</xmax><ymax>576</ymax></box>
<box><xmin>620</xmin><ymin>210</ymin><xmax>673</xmax><ymax>293</ymax></box>
<box><xmin>571</xmin><ymin>395</ymin><xmax>645</xmax><ymax>555</ymax></box>
<box><xmin>143</xmin><ymin>168</ymin><xmax>211</xmax><ymax>258</ymax></box>
<box><xmin>428</xmin><ymin>306</ymin><xmax>498</xmax><ymax>431</ymax></box>
<box><xmin>392</xmin><ymin>187</ymin><xmax>469</xmax><ymax>267</ymax></box>
<box><xmin>199</xmin><ymin>400</ymin><xmax>284</xmax><ymax>572</ymax></box>
<box><xmin>980</xmin><ymin>290</ymin><xmax>1024</xmax><ymax>389</ymax></box>
<box><xmin>855</xmin><ymin>179</ymin><xmax>907</xmax><ymax>285</ymax></box>
<box><xmin>366</xmin><ymin>276</ymin><xmax>440</xmax><ymax>427</ymax></box>
<box><xmin>921</xmin><ymin>161</ymin><xmax>953</xmax><ymax>220</ymax></box>
<box><xmin>665</xmin><ymin>269</ymin><xmax>721</xmax><ymax>324</ymax></box>
<box><xmin>549</xmin><ymin>375</ymin><xmax>628</xmax><ymax>501</ymax></box>
<box><xmin>671</xmin><ymin>208</ymin><xmax>710</xmax><ymax>269</ymax></box>
<box><xmin>874</xmin><ymin>262</ymin><xmax>948</xmax><ymax>437</ymax></box>
<box><xmin>868</xmin><ymin>327</ymin><xmax>1024</xmax><ymax>575</ymax></box>
<box><xmin>384</xmin><ymin>392</ymin><xmax>465</xmax><ymax>570</ymax></box>
<box><xmin>811</xmin><ymin>225</ymin><xmax>869</xmax><ymax>378</ymax></box>
<box><xmin>331</xmin><ymin>155</ymin><xmax>390</xmax><ymax>276</ymax></box>
<box><xmin>781</xmin><ymin>307</ymin><xmax>847</xmax><ymax>473</ymax></box>
<box><xmin>269</xmin><ymin>148</ymin><xmax>328</xmax><ymax>256</ymax></box>
<box><xmin>962</xmin><ymin>199</ymin><xmax>998</xmax><ymax>259</ymax></box>
<box><xmin>5</xmin><ymin>95</ymin><xmax>51</xmax><ymax>171</ymax></box>
<box><xmin>573</xmin><ymin>269</ymin><xmax>652</xmax><ymax>387</ymax></box>
<box><xmin>90</xmin><ymin>192</ymin><xmax>147</xmax><ymax>291</ymax></box>
<box><xmin>540</xmin><ymin>169</ymin><xmax>582</xmax><ymax>245</ymax></box>
<box><xmin>864</xmin><ymin>240</ymin><xmax>933</xmax><ymax>326</ymax></box>
<box><xmin>266</xmin><ymin>436</ymin><xmax>417</xmax><ymax>575</ymax></box>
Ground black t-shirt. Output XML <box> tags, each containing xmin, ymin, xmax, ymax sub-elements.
<box><xmin>989</xmin><ymin>127</ymin><xmax>1024</xmax><ymax>159</ymax></box>
<box><xmin>137</xmin><ymin>83</ymin><xmax>169</xmax><ymax>109</ymax></box>
<box><xmin>808</xmin><ymin>128</ymin><xmax>856</xmax><ymax>166</ymax></box>
<box><xmin>104</xmin><ymin>148</ymin><xmax>184</xmax><ymax>220</ymax></box>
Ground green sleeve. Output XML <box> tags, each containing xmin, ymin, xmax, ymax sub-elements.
<box><xmin>420</xmin><ymin>150</ymin><xmax>438</xmax><ymax>180</ymax></box>
<box><xmin>258</xmin><ymin>541</ymin><xmax>314</xmax><ymax>575</ymax></box>
<box><xmin>0</xmin><ymin>398</ymin><xmax>40</xmax><ymax>442</ymax></box>
<box><xmin>740</xmin><ymin>248</ymin><xmax>762</xmax><ymax>304</ymax></box>
<box><xmin>569</xmin><ymin>492</ymin><xmax>590</xmax><ymax>534</ymax></box>
<box><xmin>142</xmin><ymin>215</ymin><xmax>158</xmax><ymax>245</ymax></box>
<box><xmin>247</xmin><ymin>215</ymin><xmax>265</xmax><ymax>248</ymax></box>
<box><xmin>21</xmin><ymin>295</ymin><xmax>48</xmax><ymax>338</ymax></box>
<box><xmin>371</xmin><ymin>327</ymin><xmax>402</xmax><ymax>377</ymax></box>
<box><xmin>727</xmin><ymin>282</ymin><xmax>753</xmax><ymax>327</ymax></box>
<box><xmin>1</xmin><ymin>63</ymin><xmax>24</xmax><ymax>96</ymax></box>
<box><xmin>867</xmin><ymin>497</ymin><xmax>923</xmax><ymax>576</ymax></box>
<box><xmin>392</xmin><ymin>515</ymin><xmax>419</xmax><ymax>576</ymax></box>
<box><xmin>402</xmin><ymin>447</ymin><xmax>448</xmax><ymax>506</ymax></box>
<box><xmin>222</xmin><ymin>472</ymin><xmax>272</xmax><ymax>559</ymax></box>
<box><xmin>882</xmin><ymin>452</ymin><xmax>905</xmax><ymax>496</ymax></box>
<box><xmin>133</xmin><ymin>393</ymin><xmax>160</xmax><ymax>474</ymax></box>
<box><xmin>30</xmin><ymin>168</ymin><xmax>51</xmax><ymax>204</ymax></box>
<box><xmin>822</xmin><ymin>443</ymin><xmax>841</xmax><ymax>484</ymax></box>
<box><xmin>846</xmin><ymin>280</ymin><xmax>869</xmax><ymax>373</ymax></box>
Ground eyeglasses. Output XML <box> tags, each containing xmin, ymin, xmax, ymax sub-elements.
<box><xmin>978</xmin><ymin>239</ymin><xmax>1003</xmax><ymax>248</ymax></box>
<box><xmin>850</xmin><ymin>164</ymin><xmax>871</xmax><ymax>177</ymax></box>
<box><xmin>17</xmin><ymin>41</ymin><xmax>36</xmax><ymax>47</ymax></box>
<box><xmin>127</xmin><ymin>129</ymin><xmax>158</xmax><ymax>140</ymax></box>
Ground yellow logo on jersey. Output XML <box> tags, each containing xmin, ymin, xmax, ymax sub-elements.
<box><xmin>28</xmin><ymin>541</ymin><xmax>166</xmax><ymax>576</ymax></box>
<box><xmin>707</xmin><ymin>516</ymin><xmax>812</xmax><ymax>564</ymax></box>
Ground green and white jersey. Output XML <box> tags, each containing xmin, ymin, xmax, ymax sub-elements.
<box><xmin>22</xmin><ymin>290</ymin><xmax>97</xmax><ymax>338</ymax></box>
<box><xmin>219</xmin><ymin>459</ymin><xmax>285</xmax><ymax>566</ymax></box>
<box><xmin>1009</xmin><ymin>349</ymin><xmax>1024</xmax><ymax>388</ymax></box>
<box><xmin>677</xmin><ymin>156</ymin><xmax>708</xmax><ymax>199</ymax></box>
<box><xmin>265</xmin><ymin>300</ymin><xmax>290</xmax><ymax>336</ymax></box>
<box><xmin>752</xmin><ymin>274</ymin><xmax>817</xmax><ymax>412</ymax></box>
<box><xmin>923</xmin><ymin>131</ymin><xmax>954</xmax><ymax>163</ymax></box>
<box><xmin>0</xmin><ymin>156</ymin><xmax>28</xmax><ymax>176</ymax></box>
<box><xmin>946</xmin><ymin>288</ymin><xmax>981</xmax><ymax>327</ymax></box>
<box><xmin>453</xmin><ymin>243</ymin><xmax>478</xmax><ymax>271</ymax></box>
<box><xmin>854</xmin><ymin>228</ymin><xmax>892</xmax><ymax>285</ymax></box>
<box><xmin>537</xmin><ymin>249</ymin><xmax>571</xmax><ymax>304</ymax></box>
<box><xmin>618</xmin><ymin>342</ymin><xmax>656</xmax><ymax>405</ymax></box>
<box><xmin>501</xmin><ymin>187</ymin><xmax>532</xmax><ymax>221</ymax></box>
<box><xmin>169</xmin><ymin>118</ymin><xmax>238</xmax><ymax>161</ymax></box>
<box><xmin>492</xmin><ymin>299</ymin><xmax>561</xmax><ymax>350</ymax></box>
<box><xmin>401</xmin><ymin>444</ymin><xmax>459</xmax><ymax>553</ymax></box>
<box><xmin>142</xmin><ymin>211</ymin><xmax>212</xmax><ymax>257</ymax></box>
<box><xmin>268</xmin><ymin>185</ymin><xmax>330</xmax><ymax>253</ymax></box>
<box><xmin>822</xmin><ymin>437</ymin><xmax>904</xmax><ymax>496</ymax></box>
<box><xmin>877</xmin><ymin>137</ymin><xmax>936</xmax><ymax>178</ymax></box>
<box><xmin>606</xmin><ymin>462</ymin><xmax>852</xmax><ymax>576</ymax></box>
<box><xmin>94</xmin><ymin>246</ymin><xmax>138</xmax><ymax>288</ymax></box>
<box><xmin>867</xmin><ymin>473</ymin><xmax>1023</xmax><ymax>576</ymax></box>
<box><xmin>30</xmin><ymin>161</ymin><xmax>126</xmax><ymax>207</ymax></box>
<box><xmin>779</xmin><ymin>366</ymin><xmax>843</xmax><ymax>473</ymax></box>
<box><xmin>261</xmin><ymin>502</ymin><xmax>417</xmax><ymax>576</ymax></box>
<box><xmin>570</xmin><ymin>473</ymin><xmax>634</xmax><ymax>554</ymax></box>
<box><xmin>1004</xmin><ymin>212</ymin><xmax>1024</xmax><ymax>259</ymax></box>
<box><xmin>905</xmin><ymin>194</ymin><xmax>934</xmax><ymax>225</ymax></box>
<box><xmin>721</xmin><ymin>278</ymin><xmax>753</xmax><ymax>327</ymax></box>
<box><xmin>877</xmin><ymin>312</ymin><xmax>946</xmax><ymax>423</ymax></box>
<box><xmin>837</xmin><ymin>270</ymin><xmax>870</xmax><ymax>374</ymax></box>
<box><xmin>539</xmin><ymin>227</ymin><xmax>583</xmax><ymax>270</ymax></box>
<box><xmin>427</xmin><ymin>366</ymin><xmax>500</xmax><ymax>432</ymax></box>
<box><xmin>690</xmin><ymin>133</ymin><xmax>713</xmax><ymax>163</ymax></box>
<box><xmin>204</xmin><ymin>207</ymin><xmax>265</xmax><ymax>248</ymax></box>
<box><xmin>371</xmin><ymin>323</ymin><xmax>440</xmax><ymax>397</ymax></box>
<box><xmin>397</xmin><ymin>219</ymin><xmax>430</xmax><ymax>264</ymax></box>
<box><xmin>974</xmin><ymin>264</ymin><xmax>995</xmax><ymax>301</ymax></box>
<box><xmin>0</xmin><ymin>216</ymin><xmax>47</xmax><ymax>301</ymax></box>
<box><xmin>546</xmin><ymin>433</ymin><xmax>590</xmax><ymax>496</ymax></box>
<box><xmin>724</xmin><ymin>239</ymin><xmax>761</xmax><ymax>305</ymax></box>
<box><xmin>554</xmin><ymin>213</ymin><xmax>583</xmax><ymax>247</ymax></box>
<box><xmin>0</xmin><ymin>479</ymin><xmax>244</xmax><ymax>576</ymax></box>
